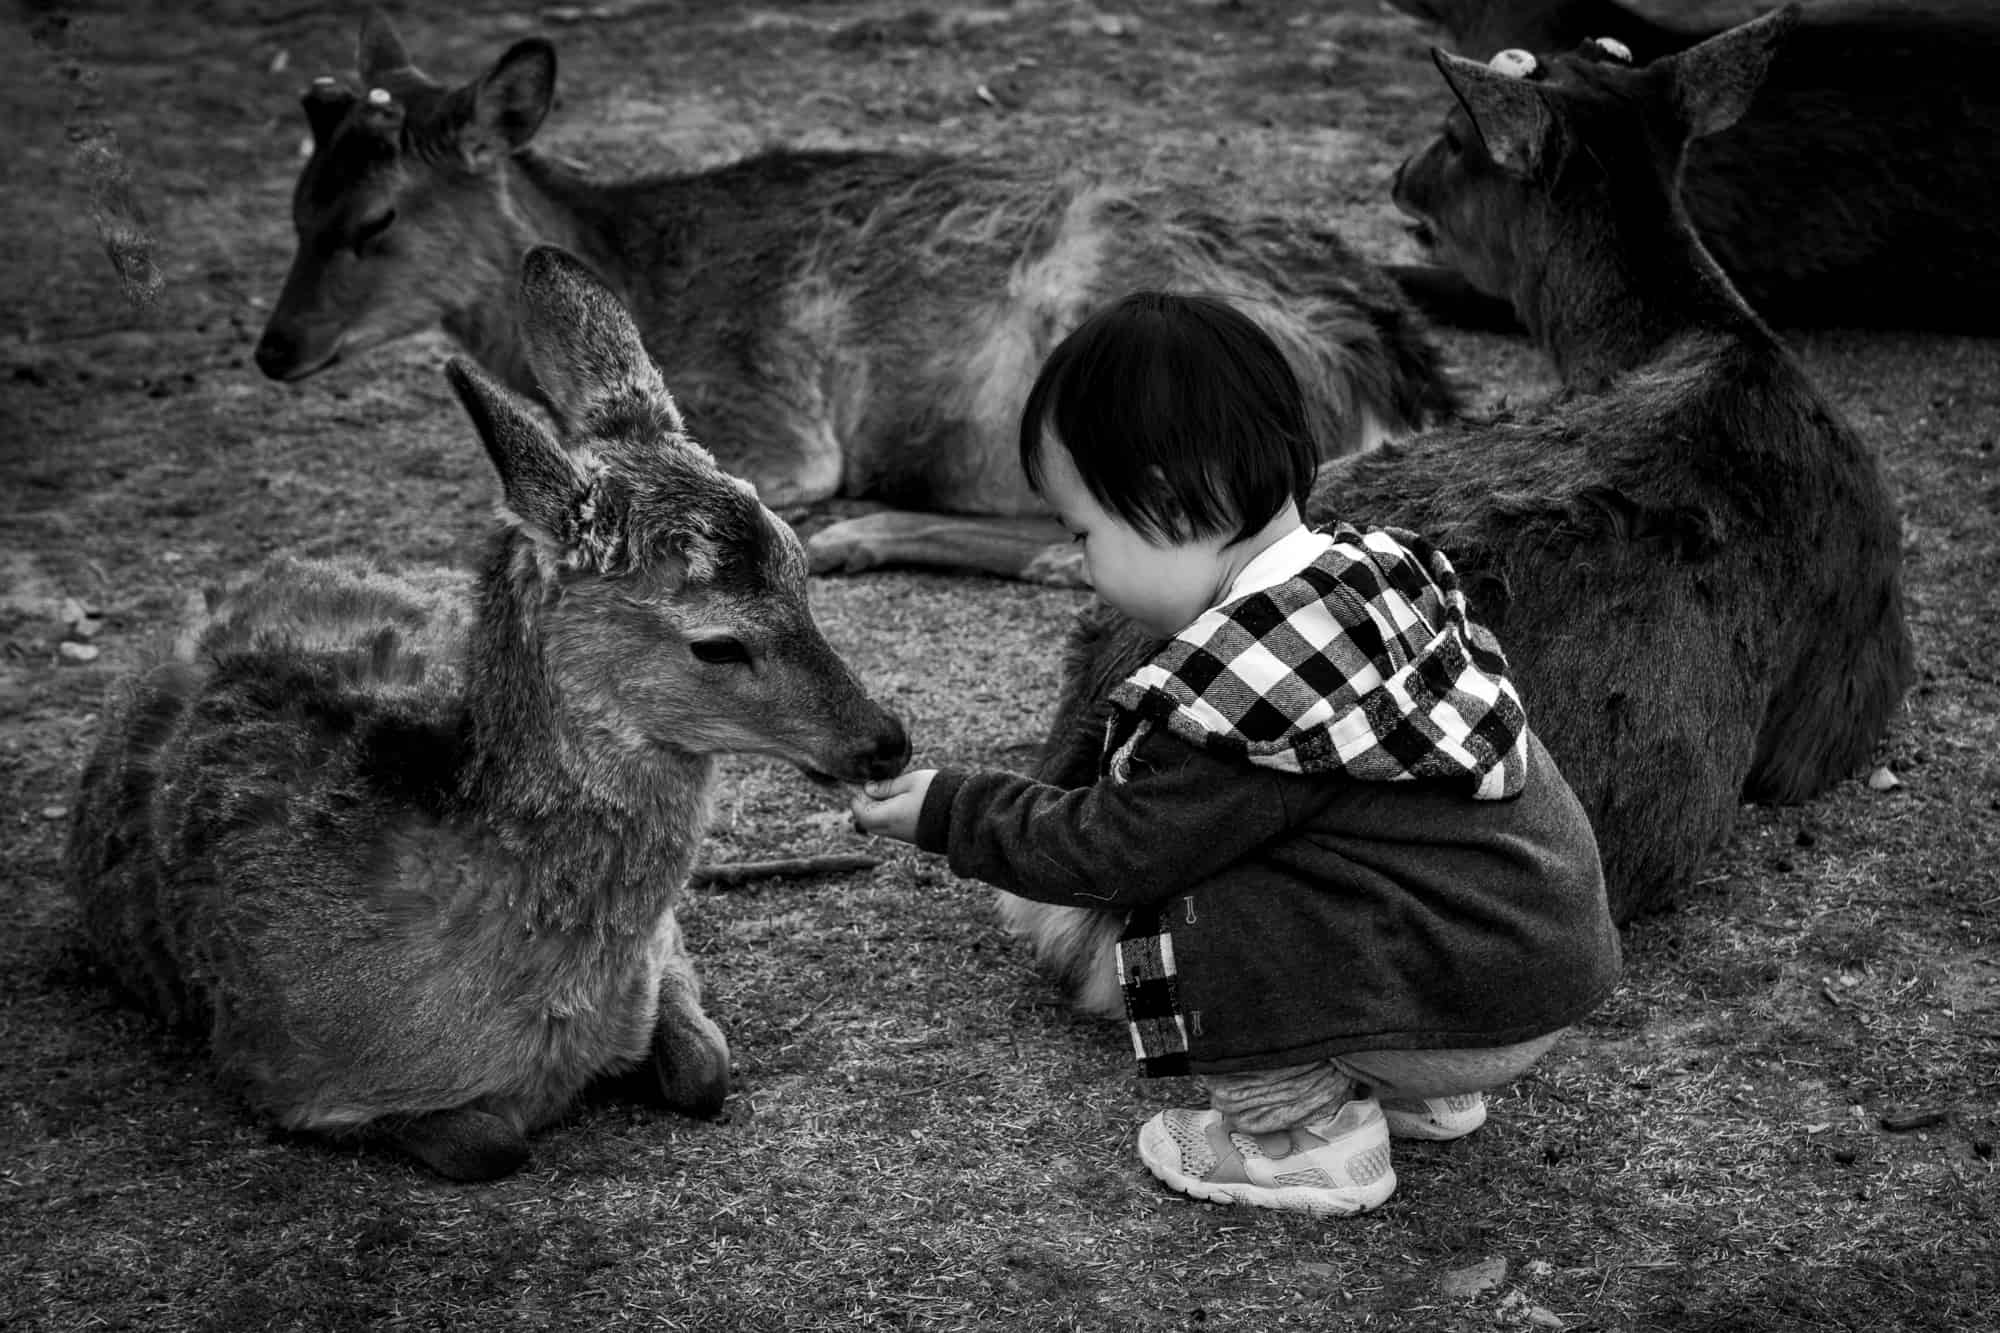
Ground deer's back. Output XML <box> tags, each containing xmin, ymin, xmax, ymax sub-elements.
<box><xmin>590</xmin><ymin>150</ymin><xmax>1448</xmax><ymax>507</ymax></box>
<box><xmin>1313</xmin><ymin>335</ymin><xmax>1904</xmax><ymax>913</ymax></box>
<box><xmin>1683</xmin><ymin>8</ymin><xmax>2000</xmax><ymax>326</ymax></box>
<box><xmin>68</xmin><ymin>638</ymin><xmax>463</xmax><ymax>1030</ymax></box>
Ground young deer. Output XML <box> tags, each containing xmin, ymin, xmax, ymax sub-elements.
<box><xmin>1006</xmin><ymin>5</ymin><xmax>1914</xmax><ymax>1017</ymax></box>
<box><xmin>68</xmin><ymin>245</ymin><xmax>910</xmax><ymax>1180</ymax></box>
<box><xmin>1385</xmin><ymin>0</ymin><xmax>2000</xmax><ymax>332</ymax></box>
<box><xmin>253</xmin><ymin>11</ymin><xmax>1460</xmax><ymax>585</ymax></box>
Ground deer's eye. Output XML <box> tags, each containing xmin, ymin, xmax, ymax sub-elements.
<box><xmin>350</xmin><ymin>210</ymin><xmax>397</xmax><ymax>253</ymax></box>
<box><xmin>688</xmin><ymin>637</ymin><xmax>752</xmax><ymax>666</ymax></box>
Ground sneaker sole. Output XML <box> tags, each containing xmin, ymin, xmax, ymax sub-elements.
<box><xmin>1137</xmin><ymin>1119</ymin><xmax>1397</xmax><ymax>1217</ymax></box>
<box><xmin>1382</xmin><ymin>1102</ymin><xmax>1487</xmax><ymax>1141</ymax></box>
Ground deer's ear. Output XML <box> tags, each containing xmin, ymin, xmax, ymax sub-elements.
<box><xmin>516</xmin><ymin>245</ymin><xmax>685</xmax><ymax>438</ymax></box>
<box><xmin>446</xmin><ymin>358</ymin><xmax>616</xmax><ymax>563</ymax></box>
<box><xmin>1434</xmin><ymin>48</ymin><xmax>1553</xmax><ymax>176</ymax></box>
<box><xmin>457</xmin><ymin>38</ymin><xmax>556</xmax><ymax>169</ymax></box>
<box><xmin>357</xmin><ymin>8</ymin><xmax>413</xmax><ymax>85</ymax></box>
<box><xmin>1667</xmin><ymin>4</ymin><xmax>1795</xmax><ymax>140</ymax></box>
<box><xmin>301</xmin><ymin>78</ymin><xmax>356</xmax><ymax>149</ymax></box>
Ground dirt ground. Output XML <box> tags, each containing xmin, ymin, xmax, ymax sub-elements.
<box><xmin>2</xmin><ymin>2</ymin><xmax>1995</xmax><ymax>1330</ymax></box>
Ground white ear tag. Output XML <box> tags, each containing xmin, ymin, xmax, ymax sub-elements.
<box><xmin>1591</xmin><ymin>36</ymin><xmax>1633</xmax><ymax>63</ymax></box>
<box><xmin>1489</xmin><ymin>48</ymin><xmax>1538</xmax><ymax>79</ymax></box>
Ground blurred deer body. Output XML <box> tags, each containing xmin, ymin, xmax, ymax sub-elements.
<box><xmin>1387</xmin><ymin>0</ymin><xmax>2000</xmax><ymax>332</ymax></box>
<box><xmin>70</xmin><ymin>246</ymin><xmax>909</xmax><ymax>1179</ymax></box>
<box><xmin>254</xmin><ymin>14</ymin><xmax>1459</xmax><ymax>582</ymax></box>
<box><xmin>1011</xmin><ymin>7</ymin><xmax>1914</xmax><ymax>1016</ymax></box>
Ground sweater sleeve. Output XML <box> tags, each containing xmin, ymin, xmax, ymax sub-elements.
<box><xmin>913</xmin><ymin>731</ymin><xmax>1300</xmax><ymax>908</ymax></box>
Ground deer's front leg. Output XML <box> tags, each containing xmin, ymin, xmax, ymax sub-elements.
<box><xmin>645</xmin><ymin>906</ymin><xmax>731</xmax><ymax>1118</ymax></box>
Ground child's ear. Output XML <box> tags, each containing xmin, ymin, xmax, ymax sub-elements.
<box><xmin>1141</xmin><ymin>465</ymin><xmax>1202</xmax><ymax>541</ymax></box>
<box><xmin>1141</xmin><ymin>464</ymin><xmax>1182</xmax><ymax>524</ymax></box>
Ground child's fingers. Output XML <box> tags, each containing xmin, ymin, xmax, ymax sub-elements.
<box><xmin>849</xmin><ymin>792</ymin><xmax>891</xmax><ymax>838</ymax></box>
<box><xmin>866</xmin><ymin>768</ymin><xmax>936</xmax><ymax>802</ymax></box>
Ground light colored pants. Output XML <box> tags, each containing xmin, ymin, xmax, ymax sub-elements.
<box><xmin>1202</xmin><ymin>1031</ymin><xmax>1564</xmax><ymax>1134</ymax></box>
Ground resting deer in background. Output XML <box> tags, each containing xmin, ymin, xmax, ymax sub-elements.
<box><xmin>67</xmin><ymin>246</ymin><xmax>910</xmax><ymax>1180</ymax></box>
<box><xmin>253</xmin><ymin>10</ymin><xmax>1461</xmax><ymax>585</ymax></box>
<box><xmin>1005</xmin><ymin>5</ymin><xmax>1914</xmax><ymax>1017</ymax></box>
<box><xmin>1384</xmin><ymin>0</ymin><xmax>2000</xmax><ymax>333</ymax></box>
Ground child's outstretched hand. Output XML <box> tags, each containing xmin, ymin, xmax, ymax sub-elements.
<box><xmin>850</xmin><ymin>769</ymin><xmax>935</xmax><ymax>845</ymax></box>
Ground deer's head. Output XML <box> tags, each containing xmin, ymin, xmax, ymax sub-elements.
<box><xmin>1391</xmin><ymin>6</ymin><xmax>1794</xmax><ymax>341</ymax></box>
<box><xmin>450</xmin><ymin>246</ymin><xmax>910</xmax><ymax>786</ymax></box>
<box><xmin>255</xmin><ymin>11</ymin><xmax>557</xmax><ymax>384</ymax></box>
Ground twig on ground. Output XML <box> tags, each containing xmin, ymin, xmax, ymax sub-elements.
<box><xmin>1879</xmin><ymin>1108</ymin><xmax>1950</xmax><ymax>1132</ymax></box>
<box><xmin>690</xmin><ymin>853</ymin><xmax>883</xmax><ymax>889</ymax></box>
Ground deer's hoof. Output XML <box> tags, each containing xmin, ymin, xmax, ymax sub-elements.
<box><xmin>651</xmin><ymin>1010</ymin><xmax>731</xmax><ymax>1119</ymax></box>
<box><xmin>804</xmin><ymin>522</ymin><xmax>880</xmax><ymax>575</ymax></box>
<box><xmin>1022</xmin><ymin>545</ymin><xmax>1089</xmax><ymax>588</ymax></box>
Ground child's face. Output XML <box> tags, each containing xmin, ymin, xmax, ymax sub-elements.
<box><xmin>1035</xmin><ymin>440</ymin><xmax>1232</xmax><ymax>638</ymax></box>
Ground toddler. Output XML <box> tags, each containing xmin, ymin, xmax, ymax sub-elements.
<box><xmin>851</xmin><ymin>291</ymin><xmax>1621</xmax><ymax>1217</ymax></box>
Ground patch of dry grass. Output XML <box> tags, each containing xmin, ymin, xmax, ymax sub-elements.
<box><xmin>3</xmin><ymin>2</ymin><xmax>1995</xmax><ymax>1331</ymax></box>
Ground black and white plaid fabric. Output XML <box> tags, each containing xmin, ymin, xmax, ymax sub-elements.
<box><xmin>1102</xmin><ymin>522</ymin><xmax>1528</xmax><ymax>799</ymax></box>
<box><xmin>1104</xmin><ymin>524</ymin><xmax>1530</xmax><ymax>1074</ymax></box>
<box><xmin>1115</xmin><ymin>924</ymin><xmax>1190</xmax><ymax>1074</ymax></box>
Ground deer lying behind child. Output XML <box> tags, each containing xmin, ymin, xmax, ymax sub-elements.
<box><xmin>252</xmin><ymin>10</ymin><xmax>1460</xmax><ymax>585</ymax></box>
<box><xmin>67</xmin><ymin>245</ymin><xmax>910</xmax><ymax>1180</ymax></box>
<box><xmin>1385</xmin><ymin>0</ymin><xmax>2000</xmax><ymax>333</ymax></box>
<box><xmin>1005</xmin><ymin>5</ymin><xmax>1914</xmax><ymax>1016</ymax></box>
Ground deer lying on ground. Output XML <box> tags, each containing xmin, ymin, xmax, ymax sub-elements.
<box><xmin>1002</xmin><ymin>5</ymin><xmax>1914</xmax><ymax>1017</ymax></box>
<box><xmin>253</xmin><ymin>11</ymin><xmax>1460</xmax><ymax>585</ymax></box>
<box><xmin>1384</xmin><ymin>0</ymin><xmax>2000</xmax><ymax>333</ymax></box>
<box><xmin>68</xmin><ymin>245</ymin><xmax>910</xmax><ymax>1180</ymax></box>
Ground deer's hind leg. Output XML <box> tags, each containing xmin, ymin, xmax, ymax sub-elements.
<box><xmin>368</xmin><ymin>1107</ymin><xmax>532</xmax><ymax>1181</ymax></box>
<box><xmin>800</xmin><ymin>379</ymin><xmax>1086</xmax><ymax>582</ymax></box>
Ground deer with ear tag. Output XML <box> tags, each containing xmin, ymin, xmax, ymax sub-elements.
<box><xmin>1386</xmin><ymin>0</ymin><xmax>2000</xmax><ymax>332</ymax></box>
<box><xmin>68</xmin><ymin>245</ymin><xmax>909</xmax><ymax>1180</ymax></box>
<box><xmin>1006</xmin><ymin>6</ymin><xmax>1912</xmax><ymax>1018</ymax></box>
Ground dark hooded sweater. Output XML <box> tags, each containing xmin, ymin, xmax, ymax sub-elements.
<box><xmin>917</xmin><ymin>727</ymin><xmax>1619</xmax><ymax>1074</ymax></box>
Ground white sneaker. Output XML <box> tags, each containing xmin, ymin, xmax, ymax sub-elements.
<box><xmin>1137</xmin><ymin>1098</ymin><xmax>1396</xmax><ymax>1217</ymax></box>
<box><xmin>1381</xmin><ymin>1092</ymin><xmax>1487</xmax><ymax>1141</ymax></box>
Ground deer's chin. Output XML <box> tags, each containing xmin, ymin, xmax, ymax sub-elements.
<box><xmin>1404</xmin><ymin>221</ymin><xmax>1438</xmax><ymax>253</ymax></box>
<box><xmin>796</xmin><ymin>766</ymin><xmax>845</xmax><ymax>789</ymax></box>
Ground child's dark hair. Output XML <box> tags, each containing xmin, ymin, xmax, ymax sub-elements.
<box><xmin>1018</xmin><ymin>291</ymin><xmax>1320</xmax><ymax>545</ymax></box>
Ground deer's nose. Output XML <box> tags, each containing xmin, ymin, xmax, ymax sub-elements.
<box><xmin>859</xmin><ymin>715</ymin><xmax>911</xmax><ymax>782</ymax></box>
<box><xmin>253</xmin><ymin>328</ymin><xmax>300</xmax><ymax>380</ymax></box>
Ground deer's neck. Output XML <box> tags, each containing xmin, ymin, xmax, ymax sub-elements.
<box><xmin>1526</xmin><ymin>206</ymin><xmax>1763</xmax><ymax>393</ymax></box>
<box><xmin>456</xmin><ymin>540</ymin><xmax>714</xmax><ymax>936</ymax></box>
<box><xmin>441</xmin><ymin>153</ymin><xmax>636</xmax><ymax>402</ymax></box>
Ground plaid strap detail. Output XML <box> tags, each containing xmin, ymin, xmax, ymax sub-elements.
<box><xmin>1116</xmin><ymin>908</ymin><xmax>1192</xmax><ymax>1075</ymax></box>
<box><xmin>1105</xmin><ymin>523</ymin><xmax>1527</xmax><ymax>799</ymax></box>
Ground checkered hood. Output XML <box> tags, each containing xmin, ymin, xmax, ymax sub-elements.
<box><xmin>1103</xmin><ymin>523</ymin><xmax>1528</xmax><ymax>799</ymax></box>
